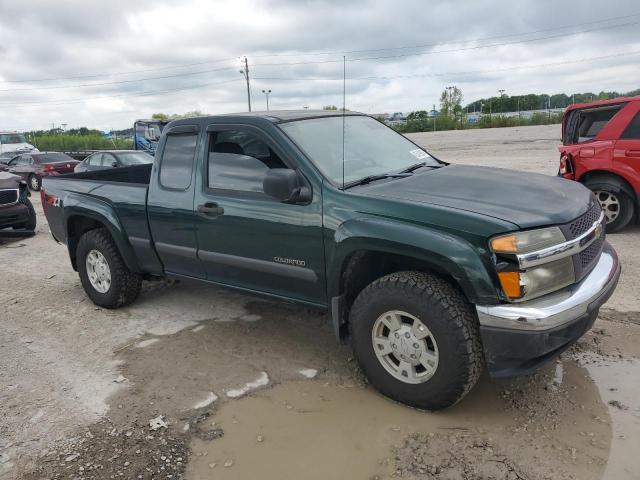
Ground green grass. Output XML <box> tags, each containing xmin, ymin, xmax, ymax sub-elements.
<box><xmin>29</xmin><ymin>134</ymin><xmax>133</xmax><ymax>152</ymax></box>
<box><xmin>393</xmin><ymin>112</ymin><xmax>563</xmax><ymax>134</ymax></box>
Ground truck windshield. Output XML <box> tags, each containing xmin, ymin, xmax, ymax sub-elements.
<box><xmin>0</xmin><ymin>133</ymin><xmax>27</xmax><ymax>144</ymax></box>
<box><xmin>279</xmin><ymin>116</ymin><xmax>440</xmax><ymax>186</ymax></box>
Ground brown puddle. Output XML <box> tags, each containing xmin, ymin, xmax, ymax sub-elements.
<box><xmin>187</xmin><ymin>360</ymin><xmax>611</xmax><ymax>480</ymax></box>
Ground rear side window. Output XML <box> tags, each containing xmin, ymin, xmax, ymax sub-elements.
<box><xmin>43</xmin><ymin>153</ymin><xmax>73</xmax><ymax>162</ymax></box>
<box><xmin>160</xmin><ymin>134</ymin><xmax>197</xmax><ymax>190</ymax></box>
<box><xmin>575</xmin><ymin>106</ymin><xmax>623</xmax><ymax>143</ymax></box>
<box><xmin>621</xmin><ymin>112</ymin><xmax>640</xmax><ymax>139</ymax></box>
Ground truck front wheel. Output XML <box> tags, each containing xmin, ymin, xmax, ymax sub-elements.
<box><xmin>349</xmin><ymin>271</ymin><xmax>483</xmax><ymax>410</ymax></box>
<box><xmin>76</xmin><ymin>228</ymin><xmax>142</xmax><ymax>308</ymax></box>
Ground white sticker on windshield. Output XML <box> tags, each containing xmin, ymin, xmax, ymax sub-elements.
<box><xmin>410</xmin><ymin>149</ymin><xmax>430</xmax><ymax>159</ymax></box>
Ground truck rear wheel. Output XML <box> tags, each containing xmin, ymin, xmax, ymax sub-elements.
<box><xmin>77</xmin><ymin>228</ymin><xmax>142</xmax><ymax>308</ymax></box>
<box><xmin>349</xmin><ymin>271</ymin><xmax>483</xmax><ymax>410</ymax></box>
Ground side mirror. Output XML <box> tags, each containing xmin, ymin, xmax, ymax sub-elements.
<box><xmin>111</xmin><ymin>161</ymin><xmax>119</xmax><ymax>168</ymax></box>
<box><xmin>263</xmin><ymin>169</ymin><xmax>311</xmax><ymax>204</ymax></box>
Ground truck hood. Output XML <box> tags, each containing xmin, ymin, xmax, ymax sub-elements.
<box><xmin>358</xmin><ymin>165</ymin><xmax>592</xmax><ymax>229</ymax></box>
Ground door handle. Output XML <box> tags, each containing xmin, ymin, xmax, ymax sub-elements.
<box><xmin>197</xmin><ymin>202</ymin><xmax>224</xmax><ymax>216</ymax></box>
<box><xmin>626</xmin><ymin>150</ymin><xmax>640</xmax><ymax>157</ymax></box>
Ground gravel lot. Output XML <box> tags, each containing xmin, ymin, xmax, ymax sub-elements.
<box><xmin>1</xmin><ymin>124</ymin><xmax>638</xmax><ymax>480</ymax></box>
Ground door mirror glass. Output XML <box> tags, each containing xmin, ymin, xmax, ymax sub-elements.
<box><xmin>263</xmin><ymin>169</ymin><xmax>309</xmax><ymax>203</ymax></box>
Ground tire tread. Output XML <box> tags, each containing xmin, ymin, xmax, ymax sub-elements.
<box><xmin>77</xmin><ymin>228</ymin><xmax>141</xmax><ymax>308</ymax></box>
<box><xmin>350</xmin><ymin>271</ymin><xmax>483</xmax><ymax>410</ymax></box>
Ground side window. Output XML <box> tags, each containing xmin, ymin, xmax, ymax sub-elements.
<box><xmin>577</xmin><ymin>106</ymin><xmax>622</xmax><ymax>143</ymax></box>
<box><xmin>621</xmin><ymin>112</ymin><xmax>640</xmax><ymax>140</ymax></box>
<box><xmin>103</xmin><ymin>153</ymin><xmax>117</xmax><ymax>167</ymax></box>
<box><xmin>207</xmin><ymin>130</ymin><xmax>287</xmax><ymax>193</ymax></box>
<box><xmin>160</xmin><ymin>133</ymin><xmax>197</xmax><ymax>190</ymax></box>
<box><xmin>87</xmin><ymin>153</ymin><xmax>102</xmax><ymax>166</ymax></box>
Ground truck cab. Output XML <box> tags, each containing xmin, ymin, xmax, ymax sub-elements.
<box><xmin>559</xmin><ymin>96</ymin><xmax>640</xmax><ymax>231</ymax></box>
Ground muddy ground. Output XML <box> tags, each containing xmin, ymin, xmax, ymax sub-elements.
<box><xmin>1</xmin><ymin>124</ymin><xmax>639</xmax><ymax>480</ymax></box>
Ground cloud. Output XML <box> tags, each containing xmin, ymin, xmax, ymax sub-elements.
<box><xmin>0</xmin><ymin>0</ymin><xmax>638</xmax><ymax>130</ymax></box>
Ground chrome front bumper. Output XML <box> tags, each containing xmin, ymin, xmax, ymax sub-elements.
<box><xmin>476</xmin><ymin>242</ymin><xmax>620</xmax><ymax>332</ymax></box>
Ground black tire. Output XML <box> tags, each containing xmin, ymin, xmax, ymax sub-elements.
<box><xmin>585</xmin><ymin>180</ymin><xmax>635</xmax><ymax>233</ymax></box>
<box><xmin>350</xmin><ymin>271</ymin><xmax>483</xmax><ymax>410</ymax></box>
<box><xmin>76</xmin><ymin>228</ymin><xmax>142</xmax><ymax>308</ymax></box>
<box><xmin>28</xmin><ymin>174</ymin><xmax>41</xmax><ymax>191</ymax></box>
<box><xmin>13</xmin><ymin>197</ymin><xmax>36</xmax><ymax>231</ymax></box>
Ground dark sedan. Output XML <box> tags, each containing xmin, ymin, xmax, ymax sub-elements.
<box><xmin>0</xmin><ymin>171</ymin><xmax>36</xmax><ymax>231</ymax></box>
<box><xmin>5</xmin><ymin>152</ymin><xmax>78</xmax><ymax>191</ymax></box>
<box><xmin>74</xmin><ymin>150</ymin><xmax>153</xmax><ymax>173</ymax></box>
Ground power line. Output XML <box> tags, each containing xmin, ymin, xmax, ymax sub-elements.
<box><xmin>251</xmin><ymin>19</ymin><xmax>640</xmax><ymax>67</ymax></box>
<box><xmin>0</xmin><ymin>65</ymin><xmax>240</xmax><ymax>93</ymax></box>
<box><xmin>2</xmin><ymin>10</ymin><xmax>638</xmax><ymax>85</ymax></box>
<box><xmin>249</xmin><ymin>11</ymin><xmax>640</xmax><ymax>58</ymax></box>
<box><xmin>5</xmin><ymin>48</ymin><xmax>639</xmax><ymax>108</ymax></box>
<box><xmin>0</xmin><ymin>78</ymin><xmax>243</xmax><ymax>107</ymax></box>
<box><xmin>1</xmin><ymin>57</ymin><xmax>240</xmax><ymax>84</ymax></box>
<box><xmin>252</xmin><ymin>50</ymin><xmax>640</xmax><ymax>82</ymax></box>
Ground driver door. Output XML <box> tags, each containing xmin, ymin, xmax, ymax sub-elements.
<box><xmin>194</xmin><ymin>124</ymin><xmax>326</xmax><ymax>305</ymax></box>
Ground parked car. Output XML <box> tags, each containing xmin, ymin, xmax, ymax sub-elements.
<box><xmin>74</xmin><ymin>150</ymin><xmax>154</xmax><ymax>173</ymax></box>
<box><xmin>5</xmin><ymin>152</ymin><xmax>79</xmax><ymax>191</ymax></box>
<box><xmin>0</xmin><ymin>171</ymin><xmax>36</xmax><ymax>231</ymax></box>
<box><xmin>42</xmin><ymin>111</ymin><xmax>619</xmax><ymax>410</ymax></box>
<box><xmin>0</xmin><ymin>151</ymin><xmax>19</xmax><ymax>171</ymax></box>
<box><xmin>559</xmin><ymin>96</ymin><xmax>640</xmax><ymax>232</ymax></box>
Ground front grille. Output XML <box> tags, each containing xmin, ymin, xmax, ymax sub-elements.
<box><xmin>0</xmin><ymin>189</ymin><xmax>19</xmax><ymax>206</ymax></box>
<box><xmin>559</xmin><ymin>201</ymin><xmax>605</xmax><ymax>282</ymax></box>
<box><xmin>580</xmin><ymin>234</ymin><xmax>604</xmax><ymax>268</ymax></box>
<box><xmin>568</xmin><ymin>201</ymin><xmax>602</xmax><ymax>238</ymax></box>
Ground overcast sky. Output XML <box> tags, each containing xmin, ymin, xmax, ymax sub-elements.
<box><xmin>0</xmin><ymin>0</ymin><xmax>639</xmax><ymax>131</ymax></box>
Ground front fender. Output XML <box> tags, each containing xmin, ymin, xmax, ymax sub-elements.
<box><xmin>327</xmin><ymin>217</ymin><xmax>500</xmax><ymax>305</ymax></box>
<box><xmin>63</xmin><ymin>192</ymin><xmax>141</xmax><ymax>273</ymax></box>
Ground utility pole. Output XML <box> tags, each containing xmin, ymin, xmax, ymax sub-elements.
<box><xmin>498</xmin><ymin>89</ymin><xmax>505</xmax><ymax>97</ymax></box>
<box><xmin>433</xmin><ymin>104</ymin><xmax>436</xmax><ymax>132</ymax></box>
<box><xmin>239</xmin><ymin>57</ymin><xmax>251</xmax><ymax>112</ymax></box>
<box><xmin>261</xmin><ymin>89</ymin><xmax>272</xmax><ymax>111</ymax></box>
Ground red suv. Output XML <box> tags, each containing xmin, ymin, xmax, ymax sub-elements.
<box><xmin>559</xmin><ymin>96</ymin><xmax>640</xmax><ymax>232</ymax></box>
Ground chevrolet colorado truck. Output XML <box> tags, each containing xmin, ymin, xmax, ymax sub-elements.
<box><xmin>41</xmin><ymin>111</ymin><xmax>621</xmax><ymax>410</ymax></box>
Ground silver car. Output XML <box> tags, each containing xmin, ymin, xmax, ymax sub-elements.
<box><xmin>74</xmin><ymin>150</ymin><xmax>153</xmax><ymax>173</ymax></box>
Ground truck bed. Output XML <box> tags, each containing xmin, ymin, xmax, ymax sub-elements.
<box><xmin>42</xmin><ymin>164</ymin><xmax>163</xmax><ymax>275</ymax></box>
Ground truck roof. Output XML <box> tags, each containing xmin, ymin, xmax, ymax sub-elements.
<box><xmin>165</xmin><ymin>109</ymin><xmax>366</xmax><ymax>128</ymax></box>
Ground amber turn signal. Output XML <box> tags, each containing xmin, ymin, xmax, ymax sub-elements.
<box><xmin>497</xmin><ymin>271</ymin><xmax>522</xmax><ymax>299</ymax></box>
<box><xmin>490</xmin><ymin>234</ymin><xmax>517</xmax><ymax>253</ymax></box>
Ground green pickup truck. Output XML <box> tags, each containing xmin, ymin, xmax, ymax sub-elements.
<box><xmin>42</xmin><ymin>111</ymin><xmax>620</xmax><ymax>410</ymax></box>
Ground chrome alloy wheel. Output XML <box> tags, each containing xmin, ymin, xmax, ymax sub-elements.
<box><xmin>86</xmin><ymin>249</ymin><xmax>111</xmax><ymax>293</ymax></box>
<box><xmin>371</xmin><ymin>310</ymin><xmax>439</xmax><ymax>384</ymax></box>
<box><xmin>594</xmin><ymin>190</ymin><xmax>620</xmax><ymax>224</ymax></box>
<box><xmin>30</xmin><ymin>175</ymin><xmax>39</xmax><ymax>190</ymax></box>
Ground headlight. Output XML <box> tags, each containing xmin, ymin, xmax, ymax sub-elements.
<box><xmin>490</xmin><ymin>227</ymin><xmax>575</xmax><ymax>302</ymax></box>
<box><xmin>490</xmin><ymin>227</ymin><xmax>565</xmax><ymax>254</ymax></box>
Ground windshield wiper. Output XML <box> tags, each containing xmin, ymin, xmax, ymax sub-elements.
<box><xmin>343</xmin><ymin>173</ymin><xmax>410</xmax><ymax>189</ymax></box>
<box><xmin>399</xmin><ymin>162</ymin><xmax>444</xmax><ymax>174</ymax></box>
